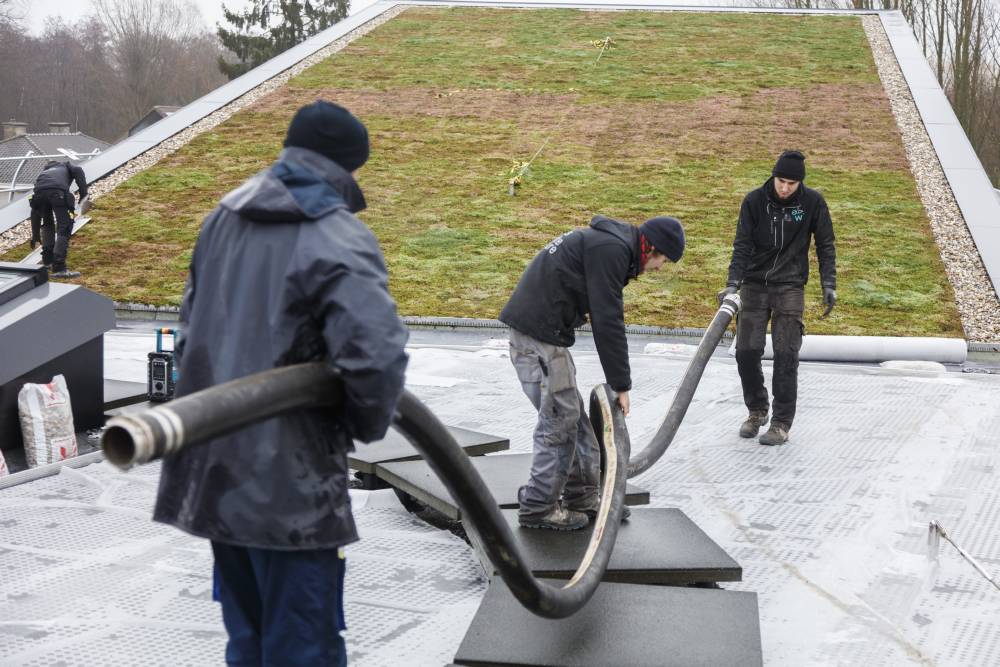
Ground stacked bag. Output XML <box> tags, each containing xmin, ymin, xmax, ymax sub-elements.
<box><xmin>17</xmin><ymin>374</ymin><xmax>78</xmax><ymax>468</ymax></box>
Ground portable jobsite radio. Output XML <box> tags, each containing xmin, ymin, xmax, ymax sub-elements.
<box><xmin>147</xmin><ymin>328</ymin><xmax>179</xmax><ymax>402</ymax></box>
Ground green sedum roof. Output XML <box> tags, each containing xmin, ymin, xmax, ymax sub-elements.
<box><xmin>6</xmin><ymin>7</ymin><xmax>960</xmax><ymax>337</ymax></box>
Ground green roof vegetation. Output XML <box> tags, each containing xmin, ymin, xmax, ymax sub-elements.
<box><xmin>2</xmin><ymin>7</ymin><xmax>962</xmax><ymax>337</ymax></box>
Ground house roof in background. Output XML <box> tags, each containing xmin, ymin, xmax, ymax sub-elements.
<box><xmin>0</xmin><ymin>132</ymin><xmax>109</xmax><ymax>187</ymax></box>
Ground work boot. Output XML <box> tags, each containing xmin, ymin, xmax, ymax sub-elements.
<box><xmin>519</xmin><ymin>505</ymin><xmax>589</xmax><ymax>531</ymax></box>
<box><xmin>739</xmin><ymin>410</ymin><xmax>769</xmax><ymax>438</ymax></box>
<box><xmin>759</xmin><ymin>422</ymin><xmax>790</xmax><ymax>446</ymax></box>
<box><xmin>51</xmin><ymin>268</ymin><xmax>81</xmax><ymax>279</ymax></box>
<box><xmin>565</xmin><ymin>495</ymin><xmax>632</xmax><ymax>522</ymax></box>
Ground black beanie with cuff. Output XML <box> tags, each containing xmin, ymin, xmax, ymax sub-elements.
<box><xmin>639</xmin><ymin>216</ymin><xmax>685</xmax><ymax>263</ymax></box>
<box><xmin>284</xmin><ymin>100</ymin><xmax>370</xmax><ymax>173</ymax></box>
<box><xmin>772</xmin><ymin>150</ymin><xmax>806</xmax><ymax>182</ymax></box>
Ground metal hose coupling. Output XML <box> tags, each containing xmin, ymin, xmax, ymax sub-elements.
<box><xmin>102</xmin><ymin>363</ymin><xmax>341</xmax><ymax>469</ymax></box>
<box><xmin>720</xmin><ymin>292</ymin><xmax>741</xmax><ymax>317</ymax></box>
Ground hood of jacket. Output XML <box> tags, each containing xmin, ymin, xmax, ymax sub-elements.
<box><xmin>589</xmin><ymin>214</ymin><xmax>640</xmax><ymax>279</ymax></box>
<box><xmin>219</xmin><ymin>146</ymin><xmax>366</xmax><ymax>223</ymax></box>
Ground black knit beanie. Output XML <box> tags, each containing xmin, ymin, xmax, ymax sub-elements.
<box><xmin>772</xmin><ymin>150</ymin><xmax>806</xmax><ymax>182</ymax></box>
<box><xmin>639</xmin><ymin>216</ymin><xmax>685</xmax><ymax>263</ymax></box>
<box><xmin>284</xmin><ymin>100</ymin><xmax>370</xmax><ymax>172</ymax></box>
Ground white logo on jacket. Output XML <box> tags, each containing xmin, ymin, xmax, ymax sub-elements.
<box><xmin>545</xmin><ymin>230</ymin><xmax>576</xmax><ymax>255</ymax></box>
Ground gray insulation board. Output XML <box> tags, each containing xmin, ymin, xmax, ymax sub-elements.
<box><xmin>350</xmin><ymin>425</ymin><xmax>508</xmax><ymax>474</ymax></box>
<box><xmin>375</xmin><ymin>453</ymin><xmax>649</xmax><ymax>520</ymax></box>
<box><xmin>453</xmin><ymin>579</ymin><xmax>762</xmax><ymax>667</ymax></box>
<box><xmin>484</xmin><ymin>507</ymin><xmax>741</xmax><ymax>585</ymax></box>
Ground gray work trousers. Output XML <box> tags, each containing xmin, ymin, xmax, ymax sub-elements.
<box><xmin>508</xmin><ymin>329</ymin><xmax>600</xmax><ymax>517</ymax></box>
<box><xmin>735</xmin><ymin>283</ymin><xmax>805</xmax><ymax>427</ymax></box>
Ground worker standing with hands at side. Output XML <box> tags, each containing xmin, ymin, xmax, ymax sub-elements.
<box><xmin>719</xmin><ymin>150</ymin><xmax>836</xmax><ymax>447</ymax></box>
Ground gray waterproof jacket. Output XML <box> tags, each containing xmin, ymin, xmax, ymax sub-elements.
<box><xmin>153</xmin><ymin>147</ymin><xmax>409</xmax><ymax>550</ymax></box>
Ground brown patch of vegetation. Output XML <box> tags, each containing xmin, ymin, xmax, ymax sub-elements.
<box><xmin>248</xmin><ymin>82</ymin><xmax>906</xmax><ymax>172</ymax></box>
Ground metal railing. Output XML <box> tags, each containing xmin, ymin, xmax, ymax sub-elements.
<box><xmin>1</xmin><ymin>150</ymin><xmax>102</xmax><ymax>202</ymax></box>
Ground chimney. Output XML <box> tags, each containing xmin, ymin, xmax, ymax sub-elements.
<box><xmin>47</xmin><ymin>122</ymin><xmax>71</xmax><ymax>134</ymax></box>
<box><xmin>2</xmin><ymin>119</ymin><xmax>28</xmax><ymax>140</ymax></box>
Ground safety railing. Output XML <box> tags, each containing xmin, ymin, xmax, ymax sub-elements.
<box><xmin>1</xmin><ymin>150</ymin><xmax>102</xmax><ymax>202</ymax></box>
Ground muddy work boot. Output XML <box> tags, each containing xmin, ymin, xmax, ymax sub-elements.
<box><xmin>519</xmin><ymin>505</ymin><xmax>589</xmax><ymax>531</ymax></box>
<box><xmin>739</xmin><ymin>410</ymin><xmax>769</xmax><ymax>438</ymax></box>
<box><xmin>759</xmin><ymin>422</ymin><xmax>790</xmax><ymax>446</ymax></box>
<box><xmin>565</xmin><ymin>495</ymin><xmax>632</xmax><ymax>522</ymax></box>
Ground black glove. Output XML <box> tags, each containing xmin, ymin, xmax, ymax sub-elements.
<box><xmin>717</xmin><ymin>284</ymin><xmax>738</xmax><ymax>306</ymax></box>
<box><xmin>822</xmin><ymin>287</ymin><xmax>836</xmax><ymax>317</ymax></box>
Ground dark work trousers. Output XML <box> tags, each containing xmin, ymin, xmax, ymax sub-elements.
<box><xmin>508</xmin><ymin>328</ymin><xmax>600</xmax><ymax>517</ymax></box>
<box><xmin>31</xmin><ymin>188</ymin><xmax>74</xmax><ymax>270</ymax></box>
<box><xmin>735</xmin><ymin>283</ymin><xmax>805</xmax><ymax>428</ymax></box>
<box><xmin>211</xmin><ymin>542</ymin><xmax>347</xmax><ymax>667</ymax></box>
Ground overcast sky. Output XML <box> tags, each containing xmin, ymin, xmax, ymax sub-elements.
<box><xmin>21</xmin><ymin>0</ymin><xmax>382</xmax><ymax>35</ymax></box>
<box><xmin>22</xmin><ymin>0</ymin><xmax>249</xmax><ymax>34</ymax></box>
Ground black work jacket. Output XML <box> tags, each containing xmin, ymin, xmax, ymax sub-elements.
<box><xmin>33</xmin><ymin>160</ymin><xmax>87</xmax><ymax>199</ymax></box>
<box><xmin>499</xmin><ymin>215</ymin><xmax>640</xmax><ymax>392</ymax></box>
<box><xmin>153</xmin><ymin>147</ymin><xmax>409</xmax><ymax>550</ymax></box>
<box><xmin>726</xmin><ymin>178</ymin><xmax>836</xmax><ymax>289</ymax></box>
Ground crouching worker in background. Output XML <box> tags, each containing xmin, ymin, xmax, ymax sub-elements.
<box><xmin>30</xmin><ymin>159</ymin><xmax>87</xmax><ymax>278</ymax></box>
<box><xmin>153</xmin><ymin>101</ymin><xmax>409</xmax><ymax>666</ymax></box>
<box><xmin>500</xmin><ymin>215</ymin><xmax>685</xmax><ymax>530</ymax></box>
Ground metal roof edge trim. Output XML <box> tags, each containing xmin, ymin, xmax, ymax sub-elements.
<box><xmin>0</xmin><ymin>0</ymin><xmax>399</xmax><ymax>236</ymax></box>
<box><xmin>112</xmin><ymin>307</ymin><xmax>996</xmax><ymax>348</ymax></box>
<box><xmin>399</xmin><ymin>1</ymin><xmax>884</xmax><ymax>14</ymax></box>
<box><xmin>878</xmin><ymin>11</ymin><xmax>1000</xmax><ymax>297</ymax></box>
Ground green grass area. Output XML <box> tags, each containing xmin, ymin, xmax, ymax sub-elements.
<box><xmin>2</xmin><ymin>7</ymin><xmax>962</xmax><ymax>337</ymax></box>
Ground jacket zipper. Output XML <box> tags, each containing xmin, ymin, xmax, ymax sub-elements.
<box><xmin>764</xmin><ymin>206</ymin><xmax>784</xmax><ymax>285</ymax></box>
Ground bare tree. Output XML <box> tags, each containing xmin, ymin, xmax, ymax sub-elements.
<box><xmin>0</xmin><ymin>3</ymin><xmax>226</xmax><ymax>144</ymax></box>
<box><xmin>0</xmin><ymin>0</ymin><xmax>26</xmax><ymax>25</ymax></box>
<box><xmin>93</xmin><ymin>0</ymin><xmax>204</xmax><ymax>121</ymax></box>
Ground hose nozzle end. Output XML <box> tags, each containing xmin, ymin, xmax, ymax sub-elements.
<box><xmin>101</xmin><ymin>416</ymin><xmax>155</xmax><ymax>470</ymax></box>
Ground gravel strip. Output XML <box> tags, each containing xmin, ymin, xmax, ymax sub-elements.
<box><xmin>863</xmin><ymin>15</ymin><xmax>1000</xmax><ymax>342</ymax></box>
<box><xmin>0</xmin><ymin>5</ymin><xmax>407</xmax><ymax>256</ymax></box>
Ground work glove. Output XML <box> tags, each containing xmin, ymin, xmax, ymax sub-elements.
<box><xmin>821</xmin><ymin>287</ymin><xmax>836</xmax><ymax>318</ymax></box>
<box><xmin>717</xmin><ymin>284</ymin><xmax>738</xmax><ymax>306</ymax></box>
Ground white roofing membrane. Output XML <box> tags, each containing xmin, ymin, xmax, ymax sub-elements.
<box><xmin>3</xmin><ymin>330</ymin><xmax>1000</xmax><ymax>665</ymax></box>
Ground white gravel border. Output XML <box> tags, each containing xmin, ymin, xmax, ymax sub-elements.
<box><xmin>864</xmin><ymin>15</ymin><xmax>1000</xmax><ymax>342</ymax></box>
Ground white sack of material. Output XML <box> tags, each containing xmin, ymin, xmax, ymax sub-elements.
<box><xmin>18</xmin><ymin>374</ymin><xmax>77</xmax><ymax>468</ymax></box>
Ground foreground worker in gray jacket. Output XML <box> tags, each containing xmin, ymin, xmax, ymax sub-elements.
<box><xmin>500</xmin><ymin>215</ymin><xmax>685</xmax><ymax>530</ymax></box>
<box><xmin>719</xmin><ymin>150</ymin><xmax>836</xmax><ymax>446</ymax></box>
<box><xmin>154</xmin><ymin>101</ymin><xmax>409</xmax><ymax>666</ymax></box>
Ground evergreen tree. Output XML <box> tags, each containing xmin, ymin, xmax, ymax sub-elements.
<box><xmin>217</xmin><ymin>0</ymin><xmax>349</xmax><ymax>80</ymax></box>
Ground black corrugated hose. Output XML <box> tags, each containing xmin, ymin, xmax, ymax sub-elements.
<box><xmin>100</xmin><ymin>294</ymin><xmax>739</xmax><ymax>618</ymax></box>
<box><xmin>101</xmin><ymin>366</ymin><xmax>629</xmax><ymax>619</ymax></box>
<box><xmin>626</xmin><ymin>292</ymin><xmax>741</xmax><ymax>477</ymax></box>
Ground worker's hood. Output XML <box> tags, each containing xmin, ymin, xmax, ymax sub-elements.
<box><xmin>590</xmin><ymin>214</ymin><xmax>641</xmax><ymax>279</ymax></box>
<box><xmin>220</xmin><ymin>146</ymin><xmax>366</xmax><ymax>222</ymax></box>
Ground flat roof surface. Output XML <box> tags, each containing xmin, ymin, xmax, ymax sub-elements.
<box><xmin>3</xmin><ymin>328</ymin><xmax>1000</xmax><ymax>665</ymax></box>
